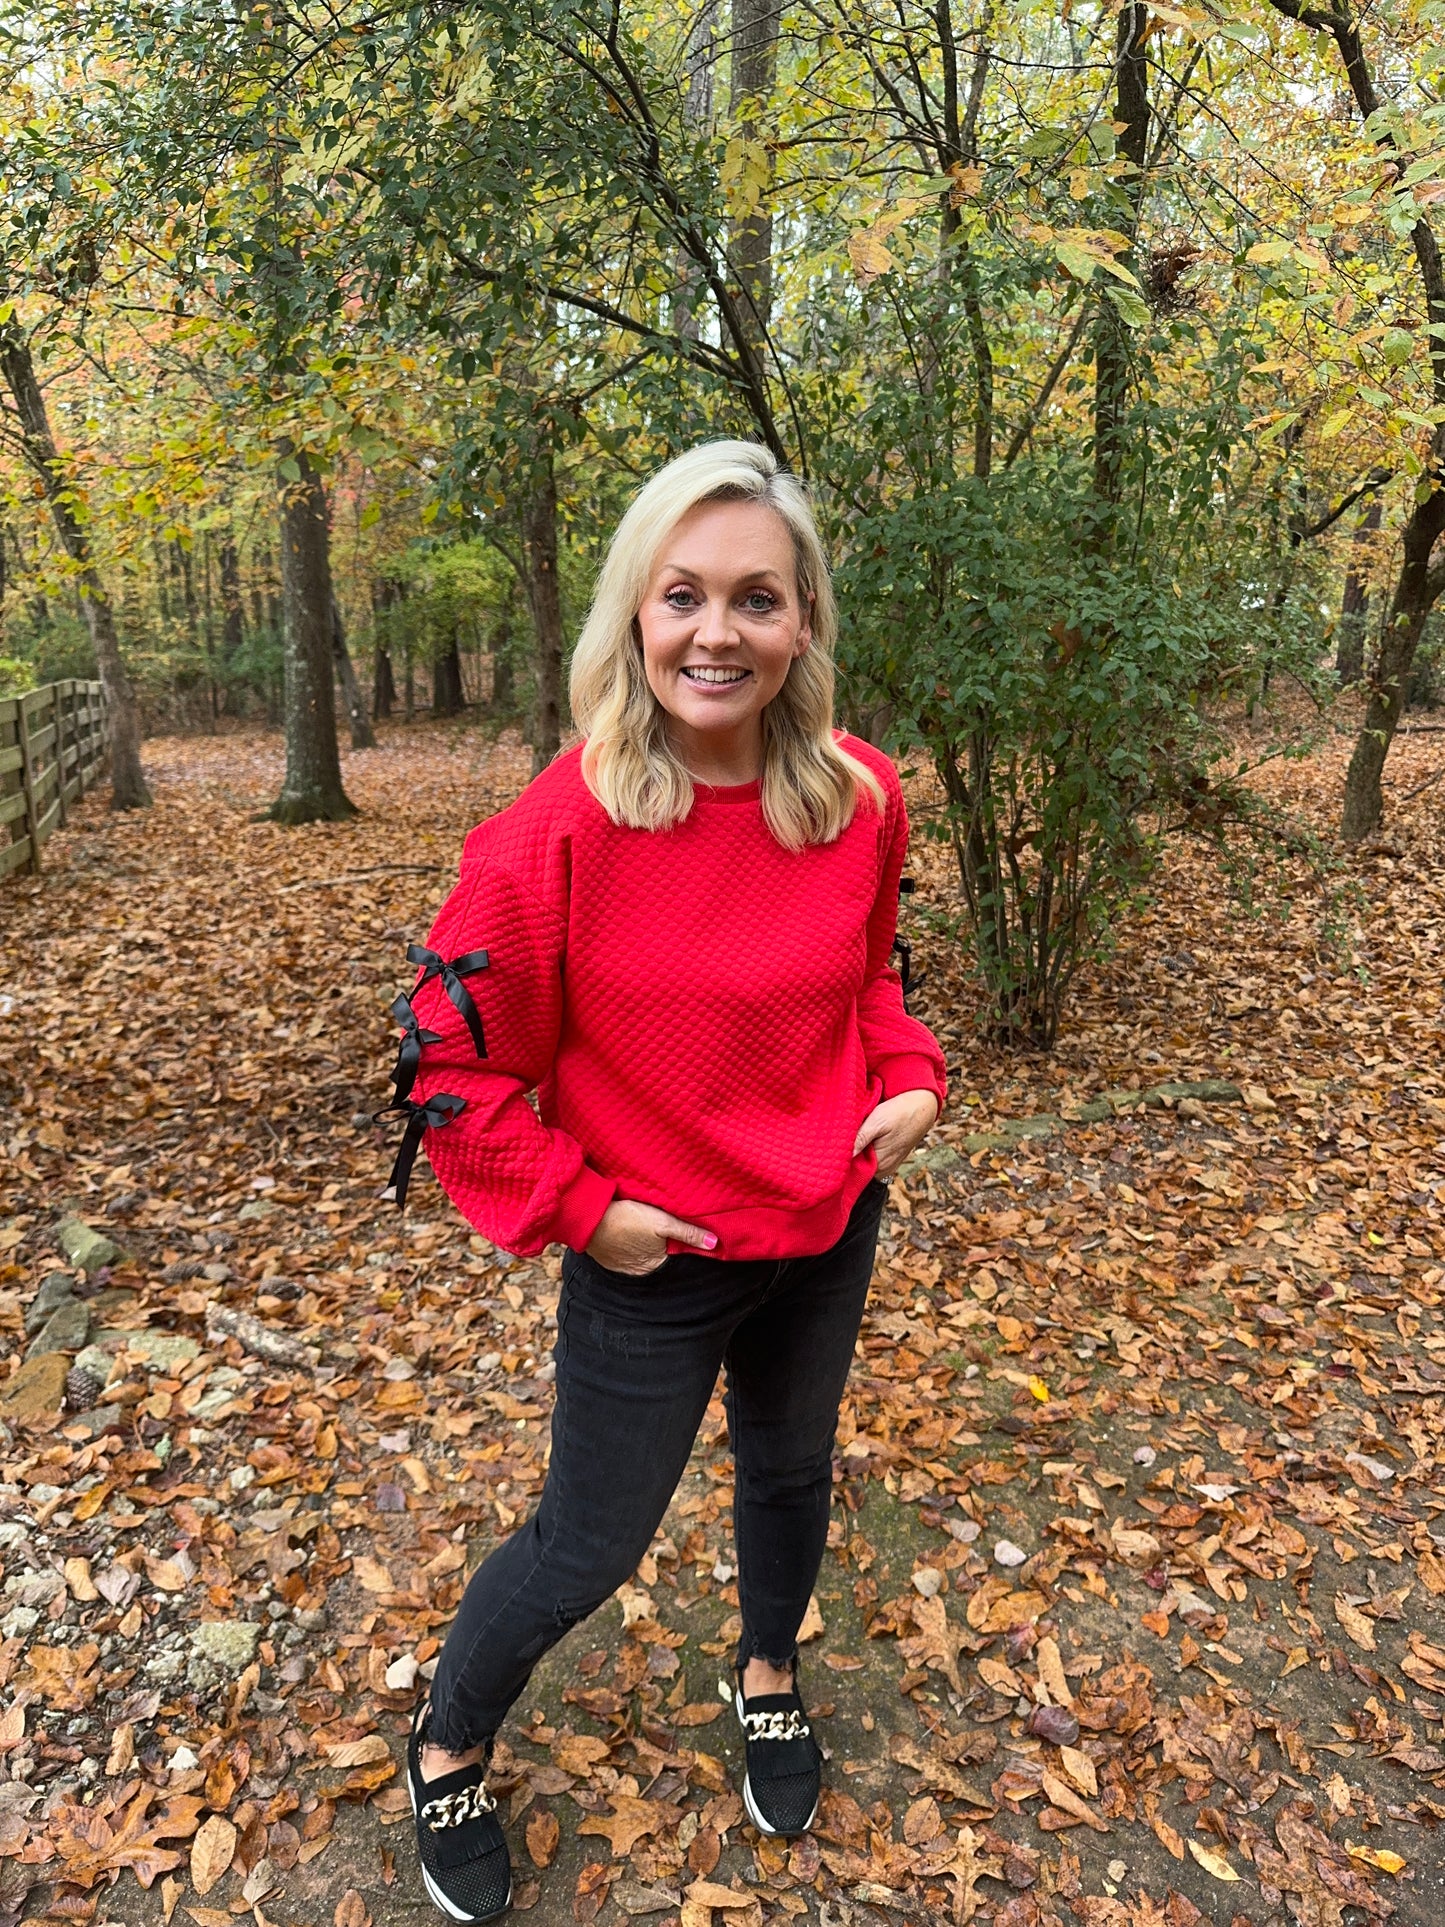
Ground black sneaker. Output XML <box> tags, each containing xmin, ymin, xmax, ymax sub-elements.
<box><xmin>733</xmin><ymin>1663</ymin><xmax>822</xmax><ymax>1836</ymax></box>
<box><xmin>407</xmin><ymin>1697</ymin><xmax>512</xmax><ymax>1922</ymax></box>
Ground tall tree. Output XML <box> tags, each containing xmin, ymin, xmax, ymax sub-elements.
<box><xmin>677</xmin><ymin>0</ymin><xmax>721</xmax><ymax>341</ymax></box>
<box><xmin>521</xmin><ymin>449</ymin><xmax>564</xmax><ymax>774</ymax></box>
<box><xmin>1269</xmin><ymin>0</ymin><xmax>1445</xmax><ymax>839</ymax></box>
<box><xmin>729</xmin><ymin>0</ymin><xmax>780</xmax><ymax>350</ymax></box>
<box><xmin>0</xmin><ymin>324</ymin><xmax>150</xmax><ymax>808</ymax></box>
<box><xmin>432</xmin><ymin>630</ymin><xmax>465</xmax><ymax>716</ymax></box>
<box><xmin>218</xmin><ymin>526</ymin><xmax>244</xmax><ymax>699</ymax></box>
<box><xmin>332</xmin><ymin>600</ymin><xmax>377</xmax><ymax>750</ymax></box>
<box><xmin>1092</xmin><ymin>3</ymin><xmax>1150</xmax><ymax>511</ymax></box>
<box><xmin>1336</xmin><ymin>496</ymin><xmax>1381</xmax><ymax>684</ymax></box>
<box><xmin>268</xmin><ymin>448</ymin><xmax>354</xmax><ymax>823</ymax></box>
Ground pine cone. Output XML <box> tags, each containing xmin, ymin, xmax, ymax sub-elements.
<box><xmin>64</xmin><ymin>1366</ymin><xmax>104</xmax><ymax>1412</ymax></box>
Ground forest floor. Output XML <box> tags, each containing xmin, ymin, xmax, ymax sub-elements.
<box><xmin>0</xmin><ymin>715</ymin><xmax>1443</xmax><ymax>1927</ymax></box>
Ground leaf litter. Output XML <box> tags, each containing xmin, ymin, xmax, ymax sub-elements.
<box><xmin>0</xmin><ymin>721</ymin><xmax>1440</xmax><ymax>1926</ymax></box>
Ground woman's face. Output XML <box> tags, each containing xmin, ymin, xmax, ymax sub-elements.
<box><xmin>635</xmin><ymin>497</ymin><xmax>812</xmax><ymax>775</ymax></box>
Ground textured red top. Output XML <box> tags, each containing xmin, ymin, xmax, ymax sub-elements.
<box><xmin>406</xmin><ymin>734</ymin><xmax>947</xmax><ymax>1260</ymax></box>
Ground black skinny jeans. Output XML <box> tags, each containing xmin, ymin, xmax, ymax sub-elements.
<box><xmin>425</xmin><ymin>1175</ymin><xmax>889</xmax><ymax>1753</ymax></box>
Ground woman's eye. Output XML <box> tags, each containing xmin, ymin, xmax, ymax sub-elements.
<box><xmin>664</xmin><ymin>588</ymin><xmax>696</xmax><ymax>609</ymax></box>
<box><xmin>743</xmin><ymin>592</ymin><xmax>776</xmax><ymax>612</ymax></box>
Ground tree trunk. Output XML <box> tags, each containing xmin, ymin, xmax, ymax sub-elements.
<box><xmin>1336</xmin><ymin>495</ymin><xmax>1380</xmax><ymax>684</ymax></box>
<box><xmin>521</xmin><ymin>452</ymin><xmax>565</xmax><ymax>774</ymax></box>
<box><xmin>1092</xmin><ymin>3</ymin><xmax>1150</xmax><ymax>510</ymax></box>
<box><xmin>677</xmin><ymin>0</ymin><xmax>720</xmax><ymax>339</ymax></box>
<box><xmin>331</xmin><ymin>599</ymin><xmax>376</xmax><ymax>748</ymax></box>
<box><xmin>433</xmin><ymin>632</ymin><xmax>466</xmax><ymax>716</ymax></box>
<box><xmin>0</xmin><ymin>326</ymin><xmax>151</xmax><ymax>808</ymax></box>
<box><xmin>373</xmin><ymin>646</ymin><xmax>396</xmax><ymax>721</ymax></box>
<box><xmin>490</xmin><ymin>616</ymin><xmax>514</xmax><ymax>713</ymax></box>
<box><xmin>218</xmin><ymin>532</ymin><xmax>243</xmax><ymax>721</ymax></box>
<box><xmin>931</xmin><ymin>11</ymin><xmax>993</xmax><ymax>469</ymax></box>
<box><xmin>1340</xmin><ymin>506</ymin><xmax>1445</xmax><ymax>840</ymax></box>
<box><xmin>729</xmin><ymin>0</ymin><xmax>779</xmax><ymax>351</ymax></box>
<box><xmin>182</xmin><ymin>539</ymin><xmax>199</xmax><ymax>643</ymax></box>
<box><xmin>219</xmin><ymin>535</ymin><xmax>244</xmax><ymax>658</ymax></box>
<box><xmin>371</xmin><ymin>577</ymin><xmax>400</xmax><ymax>719</ymax></box>
<box><xmin>267</xmin><ymin>445</ymin><xmax>356</xmax><ymax>823</ymax></box>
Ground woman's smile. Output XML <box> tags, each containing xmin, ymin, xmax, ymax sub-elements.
<box><xmin>680</xmin><ymin>665</ymin><xmax>752</xmax><ymax>689</ymax></box>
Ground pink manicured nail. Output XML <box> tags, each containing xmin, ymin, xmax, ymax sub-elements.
<box><xmin>703</xmin><ymin>1234</ymin><xmax>718</xmax><ymax>1249</ymax></box>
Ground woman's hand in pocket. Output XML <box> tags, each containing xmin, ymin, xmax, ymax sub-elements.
<box><xmin>585</xmin><ymin>1199</ymin><xmax>717</xmax><ymax>1275</ymax></box>
<box><xmin>853</xmin><ymin>1090</ymin><xmax>940</xmax><ymax>1182</ymax></box>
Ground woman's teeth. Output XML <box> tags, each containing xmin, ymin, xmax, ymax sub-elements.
<box><xmin>682</xmin><ymin>668</ymin><xmax>749</xmax><ymax>685</ymax></box>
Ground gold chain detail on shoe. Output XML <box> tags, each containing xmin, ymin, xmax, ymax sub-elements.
<box><xmin>420</xmin><ymin>1782</ymin><xmax>497</xmax><ymax>1829</ymax></box>
<box><xmin>741</xmin><ymin>1708</ymin><xmax>811</xmax><ymax>1742</ymax></box>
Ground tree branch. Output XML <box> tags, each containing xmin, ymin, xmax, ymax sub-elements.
<box><xmin>1004</xmin><ymin>307</ymin><xmax>1089</xmax><ymax>468</ymax></box>
<box><xmin>1291</xmin><ymin>467</ymin><xmax>1392</xmax><ymax>542</ymax></box>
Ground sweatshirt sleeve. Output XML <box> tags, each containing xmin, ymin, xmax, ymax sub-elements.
<box><xmin>403</xmin><ymin>836</ymin><xmax>617</xmax><ymax>1258</ymax></box>
<box><xmin>856</xmin><ymin>772</ymin><xmax>948</xmax><ymax>1114</ymax></box>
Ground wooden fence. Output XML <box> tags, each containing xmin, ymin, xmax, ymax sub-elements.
<box><xmin>0</xmin><ymin>681</ymin><xmax>109</xmax><ymax>880</ymax></box>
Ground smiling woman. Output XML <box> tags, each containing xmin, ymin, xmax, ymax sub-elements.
<box><xmin>566</xmin><ymin>440</ymin><xmax>882</xmax><ymax>851</ymax></box>
<box><xmin>635</xmin><ymin>494</ymin><xmax>813</xmax><ymax>787</ymax></box>
<box><xmin>392</xmin><ymin>439</ymin><xmax>946</xmax><ymax>1925</ymax></box>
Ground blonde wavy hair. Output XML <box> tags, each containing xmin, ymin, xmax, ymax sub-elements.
<box><xmin>569</xmin><ymin>440</ymin><xmax>887</xmax><ymax>850</ymax></box>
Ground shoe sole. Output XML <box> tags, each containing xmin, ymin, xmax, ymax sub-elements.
<box><xmin>408</xmin><ymin>1757</ymin><xmax>512</xmax><ymax>1923</ymax></box>
<box><xmin>734</xmin><ymin>1688</ymin><xmax>820</xmax><ymax>1838</ymax></box>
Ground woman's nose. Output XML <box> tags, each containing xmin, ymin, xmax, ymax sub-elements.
<box><xmin>696</xmin><ymin>597</ymin><xmax>735</xmax><ymax>645</ymax></box>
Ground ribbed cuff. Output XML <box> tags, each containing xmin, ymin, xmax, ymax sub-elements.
<box><xmin>875</xmin><ymin>1053</ymin><xmax>947</xmax><ymax>1111</ymax></box>
<box><xmin>551</xmin><ymin>1161</ymin><xmax>619</xmax><ymax>1255</ymax></box>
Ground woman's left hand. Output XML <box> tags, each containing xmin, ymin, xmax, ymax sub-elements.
<box><xmin>853</xmin><ymin>1089</ymin><xmax>941</xmax><ymax>1182</ymax></box>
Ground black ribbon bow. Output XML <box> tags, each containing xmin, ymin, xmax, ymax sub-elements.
<box><xmin>407</xmin><ymin>944</ymin><xmax>490</xmax><ymax>1058</ymax></box>
<box><xmin>891</xmin><ymin>875</ymin><xmax>927</xmax><ymax>1013</ymax></box>
<box><xmin>376</xmin><ymin>1091</ymin><xmax>466</xmax><ymax>1211</ymax></box>
<box><xmin>388</xmin><ymin>993</ymin><xmax>442</xmax><ymax>1107</ymax></box>
<box><xmin>890</xmin><ymin>934</ymin><xmax>916</xmax><ymax>1006</ymax></box>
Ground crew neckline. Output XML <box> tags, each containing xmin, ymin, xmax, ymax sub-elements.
<box><xmin>690</xmin><ymin>773</ymin><xmax>762</xmax><ymax>802</ymax></box>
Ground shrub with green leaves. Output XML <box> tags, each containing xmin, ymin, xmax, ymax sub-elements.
<box><xmin>831</xmin><ymin>440</ymin><xmax>1327</xmax><ymax>1047</ymax></box>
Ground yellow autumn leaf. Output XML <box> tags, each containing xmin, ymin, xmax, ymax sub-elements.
<box><xmin>1028</xmin><ymin>1375</ymin><xmax>1050</xmax><ymax>1402</ymax></box>
<box><xmin>1187</xmin><ymin>1839</ymin><xmax>1241</xmax><ymax>1881</ymax></box>
<box><xmin>848</xmin><ymin>230</ymin><xmax>894</xmax><ymax>285</ymax></box>
<box><xmin>1347</xmin><ymin>1842</ymin><xmax>1405</xmax><ymax>1875</ymax></box>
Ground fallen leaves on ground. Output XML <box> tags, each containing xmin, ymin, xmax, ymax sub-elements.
<box><xmin>0</xmin><ymin>716</ymin><xmax>1440</xmax><ymax>1925</ymax></box>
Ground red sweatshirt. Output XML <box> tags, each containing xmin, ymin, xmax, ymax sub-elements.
<box><xmin>404</xmin><ymin>733</ymin><xmax>947</xmax><ymax>1261</ymax></box>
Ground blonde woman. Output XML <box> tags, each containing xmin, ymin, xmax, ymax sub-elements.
<box><xmin>394</xmin><ymin>440</ymin><xmax>946</xmax><ymax>1922</ymax></box>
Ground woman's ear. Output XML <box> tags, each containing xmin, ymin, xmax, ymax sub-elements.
<box><xmin>795</xmin><ymin>591</ymin><xmax>814</xmax><ymax>654</ymax></box>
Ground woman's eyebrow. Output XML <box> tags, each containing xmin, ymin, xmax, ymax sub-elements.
<box><xmin>658</xmin><ymin>562</ymin><xmax>787</xmax><ymax>585</ymax></box>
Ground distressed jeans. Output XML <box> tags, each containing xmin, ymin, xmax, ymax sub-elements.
<box><xmin>425</xmin><ymin>1175</ymin><xmax>889</xmax><ymax>1752</ymax></box>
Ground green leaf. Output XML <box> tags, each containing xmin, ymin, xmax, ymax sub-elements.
<box><xmin>1104</xmin><ymin>284</ymin><xmax>1150</xmax><ymax>328</ymax></box>
<box><xmin>1054</xmin><ymin>241</ymin><xmax>1099</xmax><ymax>282</ymax></box>
<box><xmin>1095</xmin><ymin>254</ymin><xmax>1143</xmax><ymax>290</ymax></box>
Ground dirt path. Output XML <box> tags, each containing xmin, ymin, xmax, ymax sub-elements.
<box><xmin>0</xmin><ymin>722</ymin><xmax>1441</xmax><ymax>1927</ymax></box>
